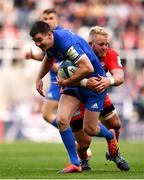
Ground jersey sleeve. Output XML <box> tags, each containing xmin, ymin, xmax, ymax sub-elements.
<box><xmin>106</xmin><ymin>49</ymin><xmax>123</xmax><ymax>71</ymax></box>
<box><xmin>60</xmin><ymin>32</ymin><xmax>86</xmax><ymax>63</ymax></box>
<box><xmin>66</xmin><ymin>44</ymin><xmax>86</xmax><ymax>63</ymax></box>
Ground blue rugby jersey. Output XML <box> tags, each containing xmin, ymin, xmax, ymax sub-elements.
<box><xmin>49</xmin><ymin>25</ymin><xmax>63</xmax><ymax>82</ymax></box>
<box><xmin>46</xmin><ymin>25</ymin><xmax>63</xmax><ymax>101</ymax></box>
<box><xmin>46</xmin><ymin>28</ymin><xmax>106</xmax><ymax>79</ymax></box>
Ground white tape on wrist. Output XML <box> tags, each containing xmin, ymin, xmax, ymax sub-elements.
<box><xmin>108</xmin><ymin>77</ymin><xmax>115</xmax><ymax>85</ymax></box>
<box><xmin>80</xmin><ymin>78</ymin><xmax>88</xmax><ymax>87</ymax></box>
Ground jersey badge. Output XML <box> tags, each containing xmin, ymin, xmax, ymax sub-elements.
<box><xmin>67</xmin><ymin>46</ymin><xmax>79</xmax><ymax>60</ymax></box>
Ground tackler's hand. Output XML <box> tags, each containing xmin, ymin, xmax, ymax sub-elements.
<box><xmin>94</xmin><ymin>75</ymin><xmax>111</xmax><ymax>93</ymax></box>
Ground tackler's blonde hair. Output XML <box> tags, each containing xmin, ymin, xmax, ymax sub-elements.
<box><xmin>88</xmin><ymin>26</ymin><xmax>109</xmax><ymax>43</ymax></box>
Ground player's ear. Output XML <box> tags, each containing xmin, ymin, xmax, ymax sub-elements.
<box><xmin>47</xmin><ymin>31</ymin><xmax>53</xmax><ymax>38</ymax></box>
<box><xmin>89</xmin><ymin>41</ymin><xmax>94</xmax><ymax>48</ymax></box>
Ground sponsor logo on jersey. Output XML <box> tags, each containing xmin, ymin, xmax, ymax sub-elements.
<box><xmin>67</xmin><ymin>46</ymin><xmax>79</xmax><ymax>60</ymax></box>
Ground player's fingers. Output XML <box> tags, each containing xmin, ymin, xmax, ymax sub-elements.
<box><xmin>98</xmin><ymin>89</ymin><xmax>105</xmax><ymax>93</ymax></box>
<box><xmin>98</xmin><ymin>84</ymin><xmax>106</xmax><ymax>93</ymax></box>
<box><xmin>93</xmin><ymin>81</ymin><xmax>101</xmax><ymax>87</ymax></box>
<box><xmin>98</xmin><ymin>74</ymin><xmax>102</xmax><ymax>80</ymax></box>
<box><xmin>36</xmin><ymin>80</ymin><xmax>45</xmax><ymax>97</ymax></box>
<box><xmin>95</xmin><ymin>77</ymin><xmax>100</xmax><ymax>81</ymax></box>
<box><xmin>37</xmin><ymin>89</ymin><xmax>45</xmax><ymax>97</ymax></box>
<box><xmin>95</xmin><ymin>85</ymin><xmax>105</xmax><ymax>92</ymax></box>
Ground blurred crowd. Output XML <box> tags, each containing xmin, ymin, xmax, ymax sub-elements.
<box><xmin>0</xmin><ymin>0</ymin><xmax>144</xmax><ymax>141</ymax></box>
<box><xmin>1</xmin><ymin>0</ymin><xmax>144</xmax><ymax>49</ymax></box>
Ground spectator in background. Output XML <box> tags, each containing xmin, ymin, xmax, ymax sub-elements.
<box><xmin>135</xmin><ymin>87</ymin><xmax>144</xmax><ymax>121</ymax></box>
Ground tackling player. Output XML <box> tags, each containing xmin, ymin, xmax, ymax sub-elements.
<box><xmin>29</xmin><ymin>21</ymin><xmax>119</xmax><ymax>173</ymax></box>
<box><xmin>70</xmin><ymin>26</ymin><xmax>130</xmax><ymax>171</ymax></box>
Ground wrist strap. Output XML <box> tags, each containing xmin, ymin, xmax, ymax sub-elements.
<box><xmin>108</xmin><ymin>76</ymin><xmax>115</xmax><ymax>85</ymax></box>
<box><xmin>80</xmin><ymin>78</ymin><xmax>88</xmax><ymax>87</ymax></box>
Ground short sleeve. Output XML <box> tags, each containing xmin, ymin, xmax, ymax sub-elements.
<box><xmin>106</xmin><ymin>49</ymin><xmax>123</xmax><ymax>71</ymax></box>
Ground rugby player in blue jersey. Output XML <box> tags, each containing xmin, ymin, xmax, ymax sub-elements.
<box><xmin>29</xmin><ymin>21</ymin><xmax>119</xmax><ymax>173</ymax></box>
<box><xmin>25</xmin><ymin>9</ymin><xmax>62</xmax><ymax>127</ymax></box>
<box><xmin>26</xmin><ymin>8</ymin><xmax>92</xmax><ymax>171</ymax></box>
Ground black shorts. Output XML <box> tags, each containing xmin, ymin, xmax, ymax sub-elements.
<box><xmin>70</xmin><ymin>117</ymin><xmax>83</xmax><ymax>132</ymax></box>
<box><xmin>62</xmin><ymin>88</ymin><xmax>79</xmax><ymax>98</ymax></box>
<box><xmin>100</xmin><ymin>104</ymin><xmax>115</xmax><ymax>117</ymax></box>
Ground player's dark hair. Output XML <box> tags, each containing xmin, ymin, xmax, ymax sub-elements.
<box><xmin>29</xmin><ymin>21</ymin><xmax>51</xmax><ymax>37</ymax></box>
<box><xmin>43</xmin><ymin>8</ymin><xmax>57</xmax><ymax>15</ymax></box>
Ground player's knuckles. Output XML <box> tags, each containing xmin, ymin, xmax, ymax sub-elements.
<box><xmin>97</xmin><ymin>87</ymin><xmax>105</xmax><ymax>93</ymax></box>
<box><xmin>95</xmin><ymin>85</ymin><xmax>101</xmax><ymax>90</ymax></box>
<box><xmin>93</xmin><ymin>87</ymin><xmax>99</xmax><ymax>91</ymax></box>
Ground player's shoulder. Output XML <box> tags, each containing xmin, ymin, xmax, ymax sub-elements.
<box><xmin>54</xmin><ymin>28</ymin><xmax>71</xmax><ymax>35</ymax></box>
<box><xmin>54</xmin><ymin>28</ymin><xmax>73</xmax><ymax>42</ymax></box>
<box><xmin>106</xmin><ymin>48</ymin><xmax>119</xmax><ymax>57</ymax></box>
<box><xmin>53</xmin><ymin>28</ymin><xmax>65</xmax><ymax>36</ymax></box>
<box><xmin>55</xmin><ymin>25</ymin><xmax>63</xmax><ymax>30</ymax></box>
<box><xmin>105</xmin><ymin>48</ymin><xmax>123</xmax><ymax>69</ymax></box>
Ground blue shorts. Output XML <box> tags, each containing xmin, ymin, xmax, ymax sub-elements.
<box><xmin>45</xmin><ymin>83</ymin><xmax>60</xmax><ymax>101</ymax></box>
<box><xmin>63</xmin><ymin>87</ymin><xmax>107</xmax><ymax>112</ymax></box>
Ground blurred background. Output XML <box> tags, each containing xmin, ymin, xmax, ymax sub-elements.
<box><xmin>0</xmin><ymin>0</ymin><xmax>144</xmax><ymax>143</ymax></box>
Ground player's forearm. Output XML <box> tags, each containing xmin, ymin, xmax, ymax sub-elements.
<box><xmin>110</xmin><ymin>69</ymin><xmax>124</xmax><ymax>86</ymax></box>
<box><xmin>36</xmin><ymin>57</ymin><xmax>53</xmax><ymax>80</ymax></box>
<box><xmin>63</xmin><ymin>67</ymin><xmax>92</xmax><ymax>86</ymax></box>
<box><xmin>64</xmin><ymin>56</ymin><xmax>94</xmax><ymax>85</ymax></box>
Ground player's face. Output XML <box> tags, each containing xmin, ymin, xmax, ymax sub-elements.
<box><xmin>90</xmin><ymin>34</ymin><xmax>109</xmax><ymax>58</ymax></box>
<box><xmin>32</xmin><ymin>32</ymin><xmax>54</xmax><ymax>52</ymax></box>
<box><xmin>41</xmin><ymin>12</ymin><xmax>58</xmax><ymax>30</ymax></box>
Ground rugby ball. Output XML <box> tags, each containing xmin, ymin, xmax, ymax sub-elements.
<box><xmin>58</xmin><ymin>60</ymin><xmax>77</xmax><ymax>79</ymax></box>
